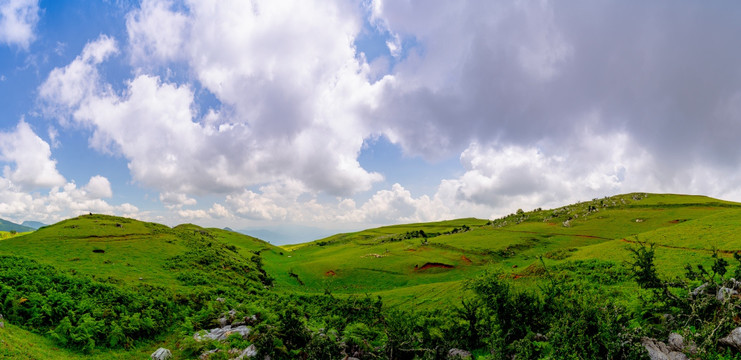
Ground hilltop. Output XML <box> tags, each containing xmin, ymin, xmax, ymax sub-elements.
<box><xmin>3</xmin><ymin>193</ymin><xmax>741</xmax><ymax>359</ymax></box>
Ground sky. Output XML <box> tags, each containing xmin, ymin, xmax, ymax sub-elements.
<box><xmin>1</xmin><ymin>0</ymin><xmax>741</xmax><ymax>244</ymax></box>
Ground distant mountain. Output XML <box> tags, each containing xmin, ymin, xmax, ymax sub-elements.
<box><xmin>237</xmin><ymin>224</ymin><xmax>351</xmax><ymax>245</ymax></box>
<box><xmin>21</xmin><ymin>220</ymin><xmax>47</xmax><ymax>230</ymax></box>
<box><xmin>0</xmin><ymin>218</ymin><xmax>34</xmax><ymax>232</ymax></box>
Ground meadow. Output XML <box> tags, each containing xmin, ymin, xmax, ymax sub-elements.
<box><xmin>2</xmin><ymin>193</ymin><xmax>741</xmax><ymax>359</ymax></box>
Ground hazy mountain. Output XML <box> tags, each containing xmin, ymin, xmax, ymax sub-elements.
<box><xmin>0</xmin><ymin>218</ymin><xmax>34</xmax><ymax>232</ymax></box>
<box><xmin>21</xmin><ymin>221</ymin><xmax>47</xmax><ymax>230</ymax></box>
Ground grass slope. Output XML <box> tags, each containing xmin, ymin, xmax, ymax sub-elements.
<box><xmin>3</xmin><ymin>193</ymin><xmax>741</xmax><ymax>358</ymax></box>
<box><xmin>266</xmin><ymin>193</ymin><xmax>741</xmax><ymax>309</ymax></box>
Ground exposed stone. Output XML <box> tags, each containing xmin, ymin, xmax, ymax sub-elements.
<box><xmin>216</xmin><ymin>297</ymin><xmax>225</xmax><ymax>303</ymax></box>
<box><xmin>236</xmin><ymin>344</ymin><xmax>258</xmax><ymax>359</ymax></box>
<box><xmin>194</xmin><ymin>325</ymin><xmax>251</xmax><ymax>341</ymax></box>
<box><xmin>668</xmin><ymin>333</ymin><xmax>684</xmax><ymax>351</ymax></box>
<box><xmin>0</xmin><ymin>321</ymin><xmax>4</xmax><ymax>329</ymax></box>
<box><xmin>641</xmin><ymin>337</ymin><xmax>689</xmax><ymax>360</ymax></box>
<box><xmin>199</xmin><ymin>349</ymin><xmax>220</xmax><ymax>360</ymax></box>
<box><xmin>717</xmin><ymin>287</ymin><xmax>738</xmax><ymax>302</ymax></box>
<box><xmin>720</xmin><ymin>327</ymin><xmax>741</xmax><ymax>350</ymax></box>
<box><xmin>690</xmin><ymin>283</ymin><xmax>708</xmax><ymax>297</ymax></box>
<box><xmin>150</xmin><ymin>347</ymin><xmax>172</xmax><ymax>360</ymax></box>
<box><xmin>448</xmin><ymin>348</ymin><xmax>472</xmax><ymax>359</ymax></box>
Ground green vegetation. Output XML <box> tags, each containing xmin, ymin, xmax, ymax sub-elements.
<box><xmin>3</xmin><ymin>193</ymin><xmax>741</xmax><ymax>358</ymax></box>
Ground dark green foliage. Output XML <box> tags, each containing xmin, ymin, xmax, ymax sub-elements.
<box><xmin>628</xmin><ymin>241</ymin><xmax>662</xmax><ymax>289</ymax></box>
<box><xmin>0</xmin><ymin>256</ymin><xmax>171</xmax><ymax>352</ymax></box>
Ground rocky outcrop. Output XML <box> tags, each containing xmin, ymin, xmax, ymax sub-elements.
<box><xmin>720</xmin><ymin>327</ymin><xmax>741</xmax><ymax>351</ymax></box>
<box><xmin>642</xmin><ymin>334</ymin><xmax>691</xmax><ymax>360</ymax></box>
<box><xmin>194</xmin><ymin>324</ymin><xmax>250</xmax><ymax>341</ymax></box>
<box><xmin>151</xmin><ymin>348</ymin><xmax>172</xmax><ymax>360</ymax></box>
<box><xmin>448</xmin><ymin>348</ymin><xmax>472</xmax><ymax>359</ymax></box>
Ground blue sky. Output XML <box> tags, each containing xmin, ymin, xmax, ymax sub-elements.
<box><xmin>2</xmin><ymin>1</ymin><xmax>741</xmax><ymax>244</ymax></box>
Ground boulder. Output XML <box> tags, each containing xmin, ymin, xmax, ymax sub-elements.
<box><xmin>235</xmin><ymin>344</ymin><xmax>258</xmax><ymax>359</ymax></box>
<box><xmin>194</xmin><ymin>325</ymin><xmax>251</xmax><ymax>341</ymax></box>
<box><xmin>448</xmin><ymin>348</ymin><xmax>472</xmax><ymax>359</ymax></box>
<box><xmin>641</xmin><ymin>337</ymin><xmax>688</xmax><ymax>360</ymax></box>
<box><xmin>720</xmin><ymin>327</ymin><xmax>741</xmax><ymax>350</ymax></box>
<box><xmin>150</xmin><ymin>348</ymin><xmax>172</xmax><ymax>360</ymax></box>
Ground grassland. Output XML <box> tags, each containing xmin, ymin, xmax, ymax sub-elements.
<box><xmin>2</xmin><ymin>192</ymin><xmax>741</xmax><ymax>358</ymax></box>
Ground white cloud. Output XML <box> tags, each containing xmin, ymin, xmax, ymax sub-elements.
<box><xmin>0</xmin><ymin>120</ymin><xmax>65</xmax><ymax>190</ymax></box>
<box><xmin>84</xmin><ymin>175</ymin><xmax>113</xmax><ymax>198</ymax></box>
<box><xmin>0</xmin><ymin>0</ymin><xmax>39</xmax><ymax>48</ymax></box>
<box><xmin>126</xmin><ymin>0</ymin><xmax>187</xmax><ymax>65</ymax></box>
<box><xmin>160</xmin><ymin>191</ymin><xmax>196</xmax><ymax>207</ymax></box>
<box><xmin>38</xmin><ymin>35</ymin><xmax>118</xmax><ymax>119</ymax></box>
<box><xmin>41</xmin><ymin>1</ymin><xmax>385</xmax><ymax>197</ymax></box>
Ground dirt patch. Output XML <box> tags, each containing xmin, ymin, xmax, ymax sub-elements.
<box><xmin>405</xmin><ymin>248</ymin><xmax>416</xmax><ymax>252</ymax></box>
<box><xmin>669</xmin><ymin>219</ymin><xmax>689</xmax><ymax>224</ymax></box>
<box><xmin>461</xmin><ymin>255</ymin><xmax>472</xmax><ymax>264</ymax></box>
<box><xmin>325</xmin><ymin>270</ymin><xmax>336</xmax><ymax>276</ymax></box>
<box><xmin>416</xmin><ymin>262</ymin><xmax>454</xmax><ymax>271</ymax></box>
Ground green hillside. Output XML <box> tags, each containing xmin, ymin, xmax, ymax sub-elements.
<box><xmin>3</xmin><ymin>193</ymin><xmax>741</xmax><ymax>359</ymax></box>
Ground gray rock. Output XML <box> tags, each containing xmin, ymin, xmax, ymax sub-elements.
<box><xmin>216</xmin><ymin>297</ymin><xmax>225</xmax><ymax>303</ymax></box>
<box><xmin>691</xmin><ymin>283</ymin><xmax>708</xmax><ymax>297</ymax></box>
<box><xmin>718</xmin><ymin>287</ymin><xmax>738</xmax><ymax>302</ymax></box>
<box><xmin>642</xmin><ymin>337</ymin><xmax>689</xmax><ymax>360</ymax></box>
<box><xmin>150</xmin><ymin>347</ymin><xmax>172</xmax><ymax>360</ymax></box>
<box><xmin>194</xmin><ymin>325</ymin><xmax>251</xmax><ymax>341</ymax></box>
<box><xmin>199</xmin><ymin>349</ymin><xmax>220</xmax><ymax>360</ymax></box>
<box><xmin>0</xmin><ymin>321</ymin><xmax>4</xmax><ymax>329</ymax></box>
<box><xmin>236</xmin><ymin>344</ymin><xmax>258</xmax><ymax>359</ymax></box>
<box><xmin>448</xmin><ymin>348</ymin><xmax>472</xmax><ymax>359</ymax></box>
<box><xmin>668</xmin><ymin>333</ymin><xmax>684</xmax><ymax>351</ymax></box>
<box><xmin>720</xmin><ymin>327</ymin><xmax>741</xmax><ymax>350</ymax></box>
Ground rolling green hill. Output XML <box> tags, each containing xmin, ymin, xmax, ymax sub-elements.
<box><xmin>3</xmin><ymin>193</ymin><xmax>741</xmax><ymax>359</ymax></box>
<box><xmin>263</xmin><ymin>193</ymin><xmax>741</xmax><ymax>308</ymax></box>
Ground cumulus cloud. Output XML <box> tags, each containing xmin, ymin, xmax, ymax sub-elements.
<box><xmin>0</xmin><ymin>0</ymin><xmax>39</xmax><ymax>48</ymax></box>
<box><xmin>0</xmin><ymin>121</ymin><xmax>65</xmax><ymax>190</ymax></box>
<box><xmin>41</xmin><ymin>0</ymin><xmax>384</xmax><ymax>198</ymax></box>
<box><xmin>84</xmin><ymin>175</ymin><xmax>113</xmax><ymax>198</ymax></box>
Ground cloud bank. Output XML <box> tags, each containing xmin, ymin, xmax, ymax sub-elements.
<box><xmin>23</xmin><ymin>0</ymin><xmax>741</xmax><ymax>229</ymax></box>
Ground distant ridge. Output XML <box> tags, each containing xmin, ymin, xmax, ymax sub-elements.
<box><xmin>21</xmin><ymin>220</ymin><xmax>46</xmax><ymax>230</ymax></box>
<box><xmin>0</xmin><ymin>218</ymin><xmax>34</xmax><ymax>232</ymax></box>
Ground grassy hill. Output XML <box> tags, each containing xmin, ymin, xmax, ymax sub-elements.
<box><xmin>264</xmin><ymin>193</ymin><xmax>741</xmax><ymax>308</ymax></box>
<box><xmin>3</xmin><ymin>193</ymin><xmax>741</xmax><ymax>359</ymax></box>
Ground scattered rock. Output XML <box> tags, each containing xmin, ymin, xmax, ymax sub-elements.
<box><xmin>717</xmin><ymin>287</ymin><xmax>738</xmax><ymax>302</ymax></box>
<box><xmin>641</xmin><ymin>337</ymin><xmax>688</xmax><ymax>360</ymax></box>
<box><xmin>720</xmin><ymin>327</ymin><xmax>741</xmax><ymax>351</ymax></box>
<box><xmin>150</xmin><ymin>347</ymin><xmax>172</xmax><ymax>360</ymax></box>
<box><xmin>448</xmin><ymin>348</ymin><xmax>472</xmax><ymax>359</ymax></box>
<box><xmin>635</xmin><ymin>218</ymin><xmax>644</xmax><ymax>223</ymax></box>
<box><xmin>236</xmin><ymin>344</ymin><xmax>258</xmax><ymax>359</ymax></box>
<box><xmin>216</xmin><ymin>297</ymin><xmax>225</xmax><ymax>303</ymax></box>
<box><xmin>194</xmin><ymin>325</ymin><xmax>251</xmax><ymax>341</ymax></box>
<box><xmin>0</xmin><ymin>322</ymin><xmax>4</xmax><ymax>329</ymax></box>
<box><xmin>690</xmin><ymin>283</ymin><xmax>708</xmax><ymax>297</ymax></box>
<box><xmin>199</xmin><ymin>349</ymin><xmax>220</xmax><ymax>360</ymax></box>
<box><xmin>668</xmin><ymin>333</ymin><xmax>684</xmax><ymax>351</ymax></box>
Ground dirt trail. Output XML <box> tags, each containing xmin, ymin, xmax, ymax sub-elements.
<box><xmin>461</xmin><ymin>255</ymin><xmax>472</xmax><ymax>264</ymax></box>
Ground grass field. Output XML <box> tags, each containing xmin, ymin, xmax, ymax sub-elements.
<box><xmin>2</xmin><ymin>192</ymin><xmax>741</xmax><ymax>358</ymax></box>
